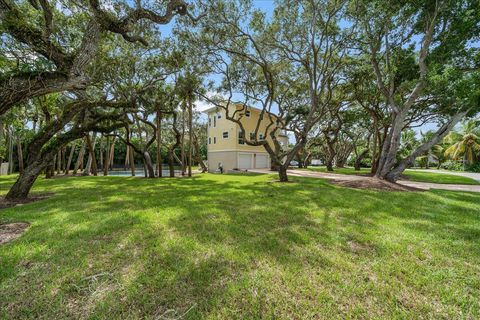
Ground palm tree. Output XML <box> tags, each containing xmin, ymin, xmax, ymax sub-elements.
<box><xmin>416</xmin><ymin>130</ymin><xmax>435</xmax><ymax>169</ymax></box>
<box><xmin>431</xmin><ymin>144</ymin><xmax>447</xmax><ymax>169</ymax></box>
<box><xmin>444</xmin><ymin>119</ymin><xmax>480</xmax><ymax>168</ymax></box>
<box><xmin>399</xmin><ymin>129</ymin><xmax>419</xmax><ymax>159</ymax></box>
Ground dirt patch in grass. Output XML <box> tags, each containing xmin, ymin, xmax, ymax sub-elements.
<box><xmin>0</xmin><ymin>222</ymin><xmax>30</xmax><ymax>245</ymax></box>
<box><xmin>347</xmin><ymin>240</ymin><xmax>376</xmax><ymax>253</ymax></box>
<box><xmin>330</xmin><ymin>178</ymin><xmax>423</xmax><ymax>192</ymax></box>
<box><xmin>0</xmin><ymin>193</ymin><xmax>53</xmax><ymax>210</ymax></box>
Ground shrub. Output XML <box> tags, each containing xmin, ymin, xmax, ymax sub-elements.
<box><xmin>466</xmin><ymin>162</ymin><xmax>480</xmax><ymax>173</ymax></box>
<box><xmin>441</xmin><ymin>160</ymin><xmax>464</xmax><ymax>171</ymax></box>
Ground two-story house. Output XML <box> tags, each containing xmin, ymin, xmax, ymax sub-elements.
<box><xmin>204</xmin><ymin>103</ymin><xmax>288</xmax><ymax>172</ymax></box>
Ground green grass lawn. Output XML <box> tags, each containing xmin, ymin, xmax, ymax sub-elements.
<box><xmin>401</xmin><ymin>170</ymin><xmax>480</xmax><ymax>185</ymax></box>
<box><xmin>301</xmin><ymin>166</ymin><xmax>480</xmax><ymax>185</ymax></box>
<box><xmin>1</xmin><ymin>173</ymin><xmax>480</xmax><ymax>319</ymax></box>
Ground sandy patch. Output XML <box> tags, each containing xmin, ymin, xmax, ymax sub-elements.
<box><xmin>0</xmin><ymin>222</ymin><xmax>30</xmax><ymax>245</ymax></box>
<box><xmin>330</xmin><ymin>178</ymin><xmax>423</xmax><ymax>192</ymax></box>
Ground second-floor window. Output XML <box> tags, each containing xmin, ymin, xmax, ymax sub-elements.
<box><xmin>245</xmin><ymin>110</ymin><xmax>251</xmax><ymax>117</ymax></box>
<box><xmin>238</xmin><ymin>132</ymin><xmax>245</xmax><ymax>144</ymax></box>
<box><xmin>217</xmin><ymin>112</ymin><xmax>222</xmax><ymax>119</ymax></box>
<box><xmin>250</xmin><ymin>132</ymin><xmax>255</xmax><ymax>140</ymax></box>
<box><xmin>208</xmin><ymin>137</ymin><xmax>211</xmax><ymax>144</ymax></box>
<box><xmin>213</xmin><ymin>116</ymin><xmax>216</xmax><ymax>127</ymax></box>
<box><xmin>208</xmin><ymin>118</ymin><xmax>211</xmax><ymax>128</ymax></box>
<box><xmin>214</xmin><ymin>137</ymin><xmax>217</xmax><ymax>144</ymax></box>
<box><xmin>223</xmin><ymin>131</ymin><xmax>229</xmax><ymax>139</ymax></box>
<box><xmin>259</xmin><ymin>133</ymin><xmax>264</xmax><ymax>141</ymax></box>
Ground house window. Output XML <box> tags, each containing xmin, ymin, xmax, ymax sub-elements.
<box><xmin>217</xmin><ymin>112</ymin><xmax>222</xmax><ymax>119</ymax></box>
<box><xmin>213</xmin><ymin>116</ymin><xmax>216</xmax><ymax>127</ymax></box>
<box><xmin>214</xmin><ymin>137</ymin><xmax>217</xmax><ymax>144</ymax></box>
<box><xmin>238</xmin><ymin>132</ymin><xmax>245</xmax><ymax>144</ymax></box>
<box><xmin>208</xmin><ymin>117</ymin><xmax>211</xmax><ymax>127</ymax></box>
<box><xmin>250</xmin><ymin>132</ymin><xmax>255</xmax><ymax>140</ymax></box>
<box><xmin>245</xmin><ymin>110</ymin><xmax>251</xmax><ymax>117</ymax></box>
<box><xmin>208</xmin><ymin>137</ymin><xmax>211</xmax><ymax>144</ymax></box>
<box><xmin>223</xmin><ymin>131</ymin><xmax>229</xmax><ymax>139</ymax></box>
<box><xmin>259</xmin><ymin>134</ymin><xmax>264</xmax><ymax>141</ymax></box>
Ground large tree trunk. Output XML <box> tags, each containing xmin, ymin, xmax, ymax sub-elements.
<box><xmin>62</xmin><ymin>147</ymin><xmax>67</xmax><ymax>172</ymax></box>
<box><xmin>325</xmin><ymin>142</ymin><xmax>335</xmax><ymax>172</ymax></box>
<box><xmin>143</xmin><ymin>161</ymin><xmax>148</xmax><ymax>177</ymax></box>
<box><xmin>188</xmin><ymin>96</ymin><xmax>193</xmax><ymax>177</ymax></box>
<box><xmin>370</xmin><ymin>121</ymin><xmax>379</xmax><ymax>174</ymax></box>
<box><xmin>296</xmin><ymin>154</ymin><xmax>304</xmax><ymax>168</ymax></box>
<box><xmin>109</xmin><ymin>139</ymin><xmax>115</xmax><ymax>170</ymax></box>
<box><xmin>0</xmin><ymin>121</ymin><xmax>4</xmax><ymax>165</ymax></box>
<box><xmin>103</xmin><ymin>136</ymin><xmax>112</xmax><ymax>176</ymax></box>
<box><xmin>192</xmin><ymin>133</ymin><xmax>207</xmax><ymax>173</ymax></box>
<box><xmin>384</xmin><ymin>112</ymin><xmax>465</xmax><ymax>182</ymax></box>
<box><xmin>156</xmin><ymin>110</ymin><xmax>163</xmax><ymax>177</ymax></box>
<box><xmin>270</xmin><ymin>157</ymin><xmax>279</xmax><ymax>171</ymax></box>
<box><xmin>369</xmin><ymin>14</ymin><xmax>437</xmax><ymax>178</ymax></box>
<box><xmin>0</xmin><ymin>72</ymin><xmax>89</xmax><ymax>116</ymax></box>
<box><xmin>56</xmin><ymin>149</ymin><xmax>62</xmax><ymax>174</ymax></box>
<box><xmin>84</xmin><ymin>133</ymin><xmax>97</xmax><ymax>176</ymax></box>
<box><xmin>173</xmin><ymin>152</ymin><xmax>183</xmax><ymax>167</ymax></box>
<box><xmin>194</xmin><ymin>153</ymin><xmax>207</xmax><ymax>173</ymax></box>
<box><xmin>326</xmin><ymin>157</ymin><xmax>334</xmax><ymax>171</ymax></box>
<box><xmin>65</xmin><ymin>142</ymin><xmax>76</xmax><ymax>174</ymax></box>
<box><xmin>100</xmin><ymin>142</ymin><xmax>104</xmax><ymax>172</ymax></box>
<box><xmin>304</xmin><ymin>152</ymin><xmax>312</xmax><ymax>168</ymax></box>
<box><xmin>5</xmin><ymin>109</ymin><xmax>125</xmax><ymax>200</ymax></box>
<box><xmin>143</xmin><ymin>151</ymin><xmax>155</xmax><ymax>178</ymax></box>
<box><xmin>374</xmin><ymin>111</ymin><xmax>406</xmax><ymax>179</ymax></box>
<box><xmin>181</xmin><ymin>103</ymin><xmax>186</xmax><ymax>176</ymax></box>
<box><xmin>8</xmin><ymin>130</ymin><xmax>14</xmax><ymax>174</ymax></box>
<box><xmin>45</xmin><ymin>154</ymin><xmax>55</xmax><ymax>179</ymax></box>
<box><xmin>128</xmin><ymin>146</ymin><xmax>136</xmax><ymax>176</ymax></box>
<box><xmin>335</xmin><ymin>157</ymin><xmax>347</xmax><ymax>168</ymax></box>
<box><xmin>73</xmin><ymin>139</ymin><xmax>86</xmax><ymax>174</ymax></box>
<box><xmin>5</xmin><ymin>159</ymin><xmax>51</xmax><ymax>201</ymax></box>
<box><xmin>168</xmin><ymin>150</ymin><xmax>175</xmax><ymax>177</ymax></box>
<box><xmin>16</xmin><ymin>138</ymin><xmax>24</xmax><ymax>174</ymax></box>
<box><xmin>104</xmin><ymin>136</ymin><xmax>115</xmax><ymax>175</ymax></box>
<box><xmin>124</xmin><ymin>145</ymin><xmax>129</xmax><ymax>170</ymax></box>
<box><xmin>278</xmin><ymin>165</ymin><xmax>288</xmax><ymax>182</ymax></box>
<box><xmin>354</xmin><ymin>149</ymin><xmax>369</xmax><ymax>171</ymax></box>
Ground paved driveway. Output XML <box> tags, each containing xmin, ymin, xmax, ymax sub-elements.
<box><xmin>250</xmin><ymin>169</ymin><xmax>480</xmax><ymax>193</ymax></box>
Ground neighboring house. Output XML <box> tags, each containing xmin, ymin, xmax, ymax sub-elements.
<box><xmin>204</xmin><ymin>103</ymin><xmax>288</xmax><ymax>172</ymax></box>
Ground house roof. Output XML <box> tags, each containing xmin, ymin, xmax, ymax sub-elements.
<box><xmin>202</xmin><ymin>102</ymin><xmax>278</xmax><ymax>117</ymax></box>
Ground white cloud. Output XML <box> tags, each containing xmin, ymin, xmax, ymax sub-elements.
<box><xmin>194</xmin><ymin>99</ymin><xmax>213</xmax><ymax>112</ymax></box>
<box><xmin>194</xmin><ymin>91</ymin><xmax>227</xmax><ymax>112</ymax></box>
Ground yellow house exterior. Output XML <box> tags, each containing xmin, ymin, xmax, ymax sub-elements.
<box><xmin>204</xmin><ymin>104</ymin><xmax>288</xmax><ymax>172</ymax></box>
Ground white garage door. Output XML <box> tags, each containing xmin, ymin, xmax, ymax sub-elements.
<box><xmin>238</xmin><ymin>154</ymin><xmax>252</xmax><ymax>169</ymax></box>
<box><xmin>255</xmin><ymin>154</ymin><xmax>268</xmax><ymax>168</ymax></box>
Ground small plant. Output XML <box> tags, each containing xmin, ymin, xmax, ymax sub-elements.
<box><xmin>441</xmin><ymin>160</ymin><xmax>464</xmax><ymax>171</ymax></box>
